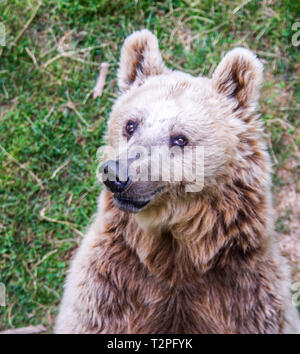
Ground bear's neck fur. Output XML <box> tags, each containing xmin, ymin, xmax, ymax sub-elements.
<box><xmin>101</xmin><ymin>123</ymin><xmax>272</xmax><ymax>287</ymax></box>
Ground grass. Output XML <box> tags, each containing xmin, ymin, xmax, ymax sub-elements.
<box><xmin>0</xmin><ymin>0</ymin><xmax>299</xmax><ymax>331</ymax></box>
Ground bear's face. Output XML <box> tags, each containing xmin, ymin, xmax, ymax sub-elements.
<box><xmin>101</xmin><ymin>30</ymin><xmax>263</xmax><ymax>213</ymax></box>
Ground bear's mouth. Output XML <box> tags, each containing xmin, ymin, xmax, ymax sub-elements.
<box><xmin>113</xmin><ymin>195</ymin><xmax>150</xmax><ymax>212</ymax></box>
<box><xmin>113</xmin><ymin>186</ymin><xmax>165</xmax><ymax>213</ymax></box>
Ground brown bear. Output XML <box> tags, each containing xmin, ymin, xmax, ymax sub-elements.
<box><xmin>55</xmin><ymin>29</ymin><xmax>300</xmax><ymax>333</ymax></box>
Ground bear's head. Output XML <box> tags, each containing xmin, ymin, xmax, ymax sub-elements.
<box><xmin>100</xmin><ymin>29</ymin><xmax>264</xmax><ymax>214</ymax></box>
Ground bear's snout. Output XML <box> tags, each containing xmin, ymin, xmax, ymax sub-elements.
<box><xmin>101</xmin><ymin>160</ymin><xmax>131</xmax><ymax>194</ymax></box>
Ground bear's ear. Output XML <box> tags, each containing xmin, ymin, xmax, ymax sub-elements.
<box><xmin>117</xmin><ymin>29</ymin><xmax>168</xmax><ymax>92</ymax></box>
<box><xmin>212</xmin><ymin>48</ymin><xmax>263</xmax><ymax>114</ymax></box>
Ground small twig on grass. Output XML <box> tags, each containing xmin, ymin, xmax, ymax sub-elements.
<box><xmin>66</xmin><ymin>57</ymin><xmax>100</xmax><ymax>67</ymax></box>
<box><xmin>65</xmin><ymin>101</ymin><xmax>89</xmax><ymax>127</ymax></box>
<box><xmin>12</xmin><ymin>0</ymin><xmax>42</xmax><ymax>46</ymax></box>
<box><xmin>0</xmin><ymin>325</ymin><xmax>46</xmax><ymax>335</ymax></box>
<box><xmin>34</xmin><ymin>249</ymin><xmax>58</xmax><ymax>268</ymax></box>
<box><xmin>40</xmin><ymin>46</ymin><xmax>102</xmax><ymax>69</ymax></box>
<box><xmin>39</xmin><ymin>207</ymin><xmax>84</xmax><ymax>237</ymax></box>
<box><xmin>50</xmin><ymin>159</ymin><xmax>70</xmax><ymax>179</ymax></box>
<box><xmin>25</xmin><ymin>47</ymin><xmax>38</xmax><ymax>68</ymax></box>
<box><xmin>181</xmin><ymin>15</ymin><xmax>214</xmax><ymax>25</ymax></box>
<box><xmin>2</xmin><ymin>83</ymin><xmax>9</xmax><ymax>99</ymax></box>
<box><xmin>269</xmin><ymin>117</ymin><xmax>294</xmax><ymax>130</ymax></box>
<box><xmin>40</xmin><ymin>51</ymin><xmax>76</xmax><ymax>68</ymax></box>
<box><xmin>43</xmin><ymin>105</ymin><xmax>55</xmax><ymax>122</ymax></box>
<box><xmin>64</xmin><ymin>91</ymin><xmax>90</xmax><ymax>127</ymax></box>
<box><xmin>232</xmin><ymin>0</ymin><xmax>252</xmax><ymax>15</ymax></box>
<box><xmin>0</xmin><ymin>144</ymin><xmax>43</xmax><ymax>188</ymax></box>
<box><xmin>93</xmin><ymin>63</ymin><xmax>109</xmax><ymax>99</ymax></box>
<box><xmin>54</xmin><ymin>238</ymin><xmax>80</xmax><ymax>245</ymax></box>
<box><xmin>266</xmin><ymin>136</ymin><xmax>279</xmax><ymax>165</ymax></box>
<box><xmin>83</xmin><ymin>90</ymin><xmax>94</xmax><ymax>105</ymax></box>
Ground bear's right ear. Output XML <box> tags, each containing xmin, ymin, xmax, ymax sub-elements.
<box><xmin>117</xmin><ymin>29</ymin><xmax>168</xmax><ymax>92</ymax></box>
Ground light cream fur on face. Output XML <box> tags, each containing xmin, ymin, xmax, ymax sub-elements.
<box><xmin>107</xmin><ymin>30</ymin><xmax>265</xmax><ymax>199</ymax></box>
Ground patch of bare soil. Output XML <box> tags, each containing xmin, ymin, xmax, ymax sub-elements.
<box><xmin>274</xmin><ymin>150</ymin><xmax>300</xmax><ymax>283</ymax></box>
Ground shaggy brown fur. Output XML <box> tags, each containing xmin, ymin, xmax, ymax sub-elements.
<box><xmin>55</xmin><ymin>30</ymin><xmax>300</xmax><ymax>334</ymax></box>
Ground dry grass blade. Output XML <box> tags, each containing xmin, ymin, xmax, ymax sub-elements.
<box><xmin>39</xmin><ymin>207</ymin><xmax>84</xmax><ymax>237</ymax></box>
<box><xmin>50</xmin><ymin>159</ymin><xmax>70</xmax><ymax>179</ymax></box>
<box><xmin>34</xmin><ymin>250</ymin><xmax>58</xmax><ymax>268</ymax></box>
<box><xmin>65</xmin><ymin>101</ymin><xmax>89</xmax><ymax>127</ymax></box>
<box><xmin>0</xmin><ymin>144</ymin><xmax>43</xmax><ymax>188</ymax></box>
<box><xmin>40</xmin><ymin>51</ymin><xmax>76</xmax><ymax>69</ymax></box>
<box><xmin>232</xmin><ymin>0</ymin><xmax>252</xmax><ymax>15</ymax></box>
<box><xmin>41</xmin><ymin>46</ymin><xmax>103</xmax><ymax>69</ymax></box>
<box><xmin>93</xmin><ymin>63</ymin><xmax>109</xmax><ymax>99</ymax></box>
<box><xmin>25</xmin><ymin>47</ymin><xmax>39</xmax><ymax>67</ymax></box>
<box><xmin>13</xmin><ymin>0</ymin><xmax>42</xmax><ymax>46</ymax></box>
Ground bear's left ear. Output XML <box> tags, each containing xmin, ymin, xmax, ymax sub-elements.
<box><xmin>117</xmin><ymin>29</ymin><xmax>169</xmax><ymax>92</ymax></box>
<box><xmin>212</xmin><ymin>48</ymin><xmax>263</xmax><ymax>114</ymax></box>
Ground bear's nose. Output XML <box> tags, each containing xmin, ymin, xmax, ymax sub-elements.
<box><xmin>101</xmin><ymin>160</ymin><xmax>131</xmax><ymax>194</ymax></box>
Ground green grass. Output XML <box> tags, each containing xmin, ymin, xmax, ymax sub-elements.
<box><xmin>0</xmin><ymin>0</ymin><xmax>299</xmax><ymax>330</ymax></box>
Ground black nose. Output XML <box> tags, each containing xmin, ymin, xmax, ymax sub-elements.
<box><xmin>100</xmin><ymin>160</ymin><xmax>131</xmax><ymax>193</ymax></box>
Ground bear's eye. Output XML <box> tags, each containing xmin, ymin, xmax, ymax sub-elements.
<box><xmin>125</xmin><ymin>120</ymin><xmax>137</xmax><ymax>136</ymax></box>
<box><xmin>171</xmin><ymin>135</ymin><xmax>188</xmax><ymax>147</ymax></box>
